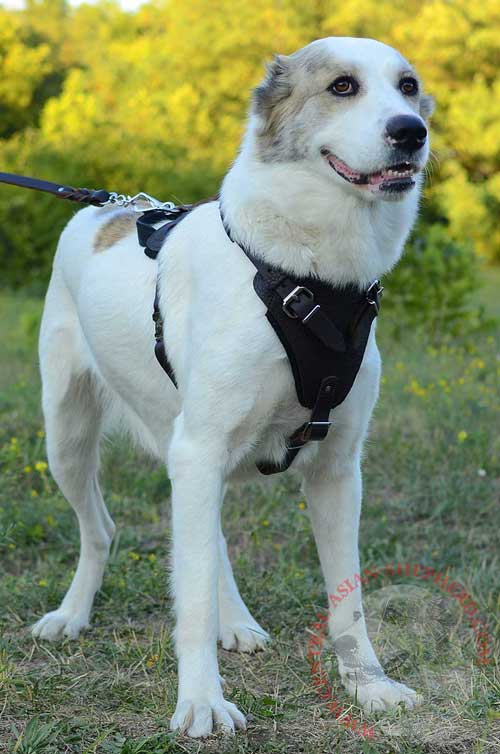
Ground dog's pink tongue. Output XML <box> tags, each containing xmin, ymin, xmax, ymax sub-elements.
<box><xmin>368</xmin><ymin>171</ymin><xmax>386</xmax><ymax>186</ymax></box>
<box><xmin>328</xmin><ymin>155</ymin><xmax>361</xmax><ymax>181</ymax></box>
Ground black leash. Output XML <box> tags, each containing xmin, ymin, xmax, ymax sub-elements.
<box><xmin>0</xmin><ymin>171</ymin><xmax>113</xmax><ymax>206</ymax></box>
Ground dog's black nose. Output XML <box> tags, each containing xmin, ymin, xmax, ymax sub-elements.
<box><xmin>385</xmin><ymin>115</ymin><xmax>427</xmax><ymax>152</ymax></box>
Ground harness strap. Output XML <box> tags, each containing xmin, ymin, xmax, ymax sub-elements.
<box><xmin>256</xmin><ymin>376</ymin><xmax>337</xmax><ymax>475</ymax></box>
<box><xmin>152</xmin><ymin>290</ymin><xmax>178</xmax><ymax>387</ymax></box>
<box><xmin>137</xmin><ymin>207</ymin><xmax>191</xmax><ymax>257</ymax></box>
<box><xmin>137</xmin><ymin>206</ymin><xmax>196</xmax><ymax>385</ymax></box>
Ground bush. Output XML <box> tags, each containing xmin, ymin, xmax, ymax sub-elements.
<box><xmin>383</xmin><ymin>224</ymin><xmax>494</xmax><ymax>341</ymax></box>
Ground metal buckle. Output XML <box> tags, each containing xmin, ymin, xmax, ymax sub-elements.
<box><xmin>366</xmin><ymin>279</ymin><xmax>384</xmax><ymax>313</ymax></box>
<box><xmin>301</xmin><ymin>420</ymin><xmax>332</xmax><ymax>442</ymax></box>
<box><xmin>282</xmin><ymin>286</ymin><xmax>314</xmax><ymax>318</ymax></box>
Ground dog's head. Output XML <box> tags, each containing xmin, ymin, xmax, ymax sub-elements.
<box><xmin>252</xmin><ymin>37</ymin><xmax>434</xmax><ymax>201</ymax></box>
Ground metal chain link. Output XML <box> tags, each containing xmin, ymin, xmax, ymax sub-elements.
<box><xmin>102</xmin><ymin>191</ymin><xmax>176</xmax><ymax>212</ymax></box>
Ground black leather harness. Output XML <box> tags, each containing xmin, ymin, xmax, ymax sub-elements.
<box><xmin>137</xmin><ymin>203</ymin><xmax>383</xmax><ymax>476</ymax></box>
<box><xmin>0</xmin><ymin>171</ymin><xmax>382</xmax><ymax>475</ymax></box>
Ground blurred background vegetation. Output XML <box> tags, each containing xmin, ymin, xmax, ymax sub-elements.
<box><xmin>0</xmin><ymin>0</ymin><xmax>499</xmax><ymax>334</ymax></box>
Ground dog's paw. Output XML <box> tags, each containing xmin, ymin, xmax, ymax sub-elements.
<box><xmin>219</xmin><ymin>620</ymin><xmax>270</xmax><ymax>653</ymax></box>
<box><xmin>31</xmin><ymin>610</ymin><xmax>89</xmax><ymax>641</ymax></box>
<box><xmin>344</xmin><ymin>674</ymin><xmax>422</xmax><ymax>712</ymax></box>
<box><xmin>170</xmin><ymin>697</ymin><xmax>246</xmax><ymax>737</ymax></box>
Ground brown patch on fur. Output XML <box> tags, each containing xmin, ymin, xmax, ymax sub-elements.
<box><xmin>93</xmin><ymin>211</ymin><xmax>137</xmax><ymax>253</ymax></box>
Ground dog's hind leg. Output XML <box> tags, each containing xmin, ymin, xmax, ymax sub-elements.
<box><xmin>218</xmin><ymin>525</ymin><xmax>270</xmax><ymax>652</ymax></box>
<box><xmin>32</xmin><ymin>273</ymin><xmax>115</xmax><ymax>641</ymax></box>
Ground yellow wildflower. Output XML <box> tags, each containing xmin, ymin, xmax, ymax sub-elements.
<box><xmin>262</xmin><ymin>519</ymin><xmax>270</xmax><ymax>527</ymax></box>
<box><xmin>147</xmin><ymin>553</ymin><xmax>156</xmax><ymax>562</ymax></box>
<box><xmin>24</xmin><ymin>465</ymin><xmax>32</xmax><ymax>474</ymax></box>
<box><xmin>406</xmin><ymin>379</ymin><xmax>427</xmax><ymax>398</ymax></box>
<box><xmin>146</xmin><ymin>653</ymin><xmax>159</xmax><ymax>668</ymax></box>
<box><xmin>30</xmin><ymin>490</ymin><xmax>39</xmax><ymax>498</ymax></box>
<box><xmin>457</xmin><ymin>430</ymin><xmax>468</xmax><ymax>442</ymax></box>
<box><xmin>38</xmin><ymin>579</ymin><xmax>48</xmax><ymax>587</ymax></box>
<box><xmin>128</xmin><ymin>551</ymin><xmax>140</xmax><ymax>560</ymax></box>
<box><xmin>35</xmin><ymin>461</ymin><xmax>48</xmax><ymax>473</ymax></box>
<box><xmin>298</xmin><ymin>502</ymin><xmax>306</xmax><ymax>510</ymax></box>
<box><xmin>37</xmin><ymin>430</ymin><xmax>45</xmax><ymax>438</ymax></box>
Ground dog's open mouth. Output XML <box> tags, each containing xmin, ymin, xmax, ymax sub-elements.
<box><xmin>321</xmin><ymin>149</ymin><xmax>418</xmax><ymax>193</ymax></box>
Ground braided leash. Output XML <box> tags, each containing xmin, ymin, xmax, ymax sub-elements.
<box><xmin>0</xmin><ymin>171</ymin><xmax>173</xmax><ymax>211</ymax></box>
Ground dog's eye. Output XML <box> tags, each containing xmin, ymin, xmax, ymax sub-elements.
<box><xmin>399</xmin><ymin>77</ymin><xmax>419</xmax><ymax>96</ymax></box>
<box><xmin>328</xmin><ymin>76</ymin><xmax>358</xmax><ymax>97</ymax></box>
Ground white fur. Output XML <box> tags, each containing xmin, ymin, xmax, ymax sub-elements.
<box><xmin>32</xmin><ymin>37</ymin><xmax>430</xmax><ymax>736</ymax></box>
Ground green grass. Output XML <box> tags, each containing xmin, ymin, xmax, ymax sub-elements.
<box><xmin>0</xmin><ymin>281</ymin><xmax>499</xmax><ymax>754</ymax></box>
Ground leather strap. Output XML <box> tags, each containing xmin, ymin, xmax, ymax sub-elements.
<box><xmin>137</xmin><ymin>207</ymin><xmax>196</xmax><ymax>383</ymax></box>
<box><xmin>137</xmin><ymin>207</ymin><xmax>193</xmax><ymax>257</ymax></box>
<box><xmin>0</xmin><ymin>171</ymin><xmax>111</xmax><ymax>206</ymax></box>
<box><xmin>152</xmin><ymin>289</ymin><xmax>178</xmax><ymax>386</ymax></box>
<box><xmin>256</xmin><ymin>376</ymin><xmax>337</xmax><ymax>475</ymax></box>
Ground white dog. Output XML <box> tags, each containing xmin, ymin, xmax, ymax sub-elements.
<box><xmin>32</xmin><ymin>37</ymin><xmax>433</xmax><ymax>737</ymax></box>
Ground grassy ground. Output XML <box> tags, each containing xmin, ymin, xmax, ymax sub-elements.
<box><xmin>0</xmin><ymin>277</ymin><xmax>499</xmax><ymax>754</ymax></box>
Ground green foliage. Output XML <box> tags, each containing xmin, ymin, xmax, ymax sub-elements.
<box><xmin>384</xmin><ymin>224</ymin><xmax>494</xmax><ymax>341</ymax></box>
<box><xmin>11</xmin><ymin>718</ymin><xmax>58</xmax><ymax>754</ymax></box>
<box><xmin>0</xmin><ymin>0</ymin><xmax>499</xmax><ymax>293</ymax></box>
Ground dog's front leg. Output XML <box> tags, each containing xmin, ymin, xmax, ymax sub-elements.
<box><xmin>168</xmin><ymin>418</ymin><xmax>246</xmax><ymax>737</ymax></box>
<box><xmin>304</xmin><ymin>463</ymin><xmax>421</xmax><ymax>712</ymax></box>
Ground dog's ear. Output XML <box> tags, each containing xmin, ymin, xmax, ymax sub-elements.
<box><xmin>253</xmin><ymin>55</ymin><xmax>294</xmax><ymax>134</ymax></box>
<box><xmin>420</xmin><ymin>94</ymin><xmax>435</xmax><ymax>120</ymax></box>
